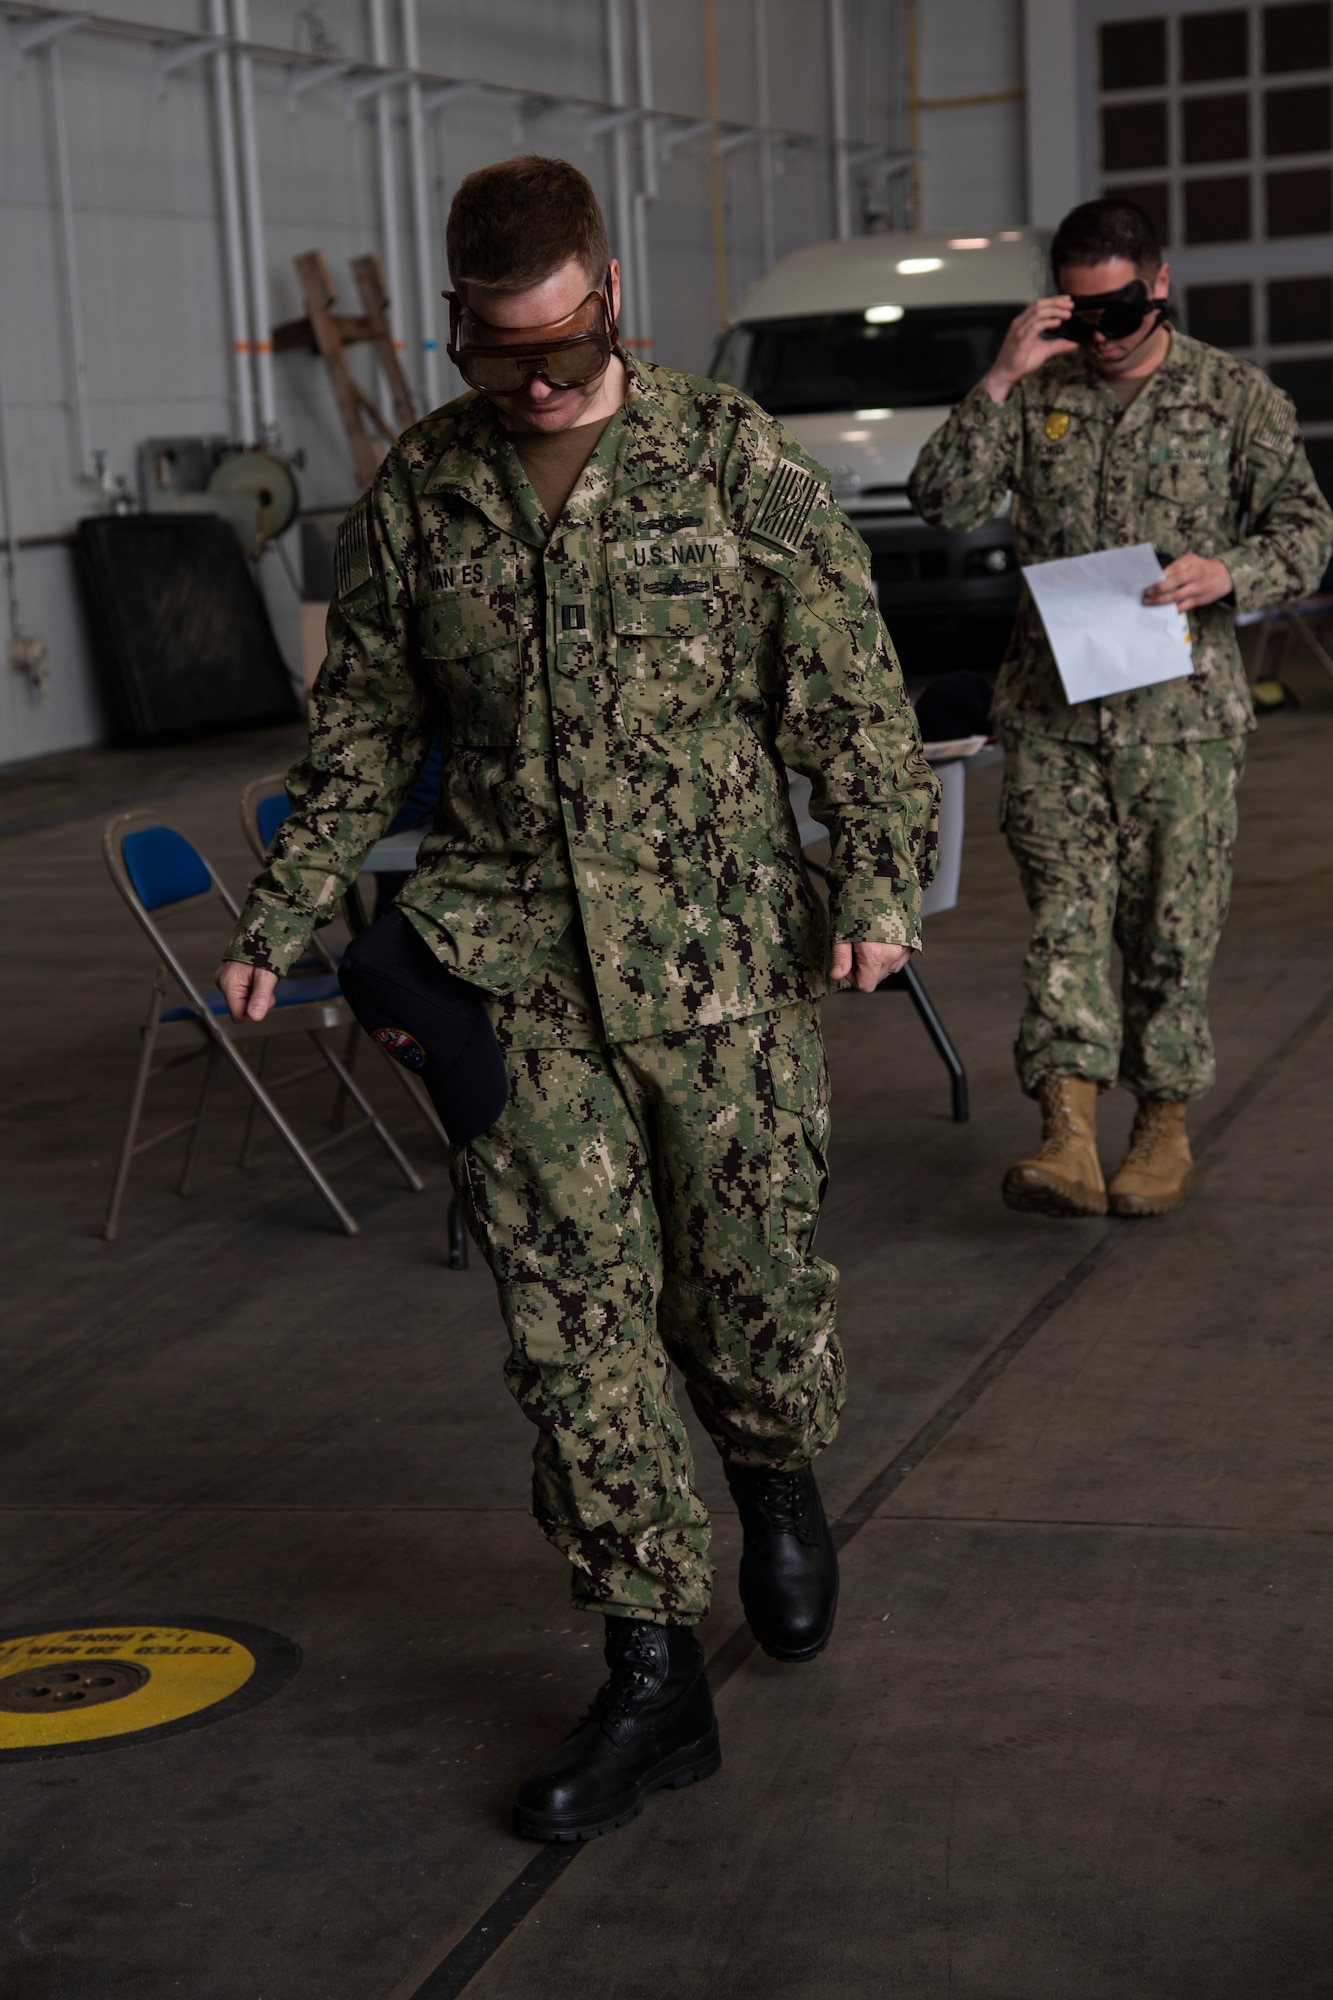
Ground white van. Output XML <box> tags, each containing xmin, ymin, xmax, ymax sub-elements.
<box><xmin>712</xmin><ymin>228</ymin><xmax>1051</xmax><ymax>673</ymax></box>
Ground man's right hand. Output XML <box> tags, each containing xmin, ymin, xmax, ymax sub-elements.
<box><xmin>216</xmin><ymin>960</ymin><xmax>279</xmax><ymax>1023</ymax></box>
<box><xmin>984</xmin><ymin>296</ymin><xmax>1079</xmax><ymax>404</ymax></box>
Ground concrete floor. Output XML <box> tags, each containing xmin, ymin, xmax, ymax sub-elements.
<box><xmin>2</xmin><ymin>648</ymin><xmax>1331</xmax><ymax>1999</ymax></box>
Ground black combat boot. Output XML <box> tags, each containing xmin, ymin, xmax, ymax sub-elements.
<box><xmin>514</xmin><ymin>1617</ymin><xmax>720</xmax><ymax>1842</ymax></box>
<box><xmin>725</xmin><ymin>1461</ymin><xmax>839</xmax><ymax>1662</ymax></box>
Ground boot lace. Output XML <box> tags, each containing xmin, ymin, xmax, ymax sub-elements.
<box><xmin>1124</xmin><ymin>1099</ymin><xmax>1174</xmax><ymax>1166</ymax></box>
<box><xmin>746</xmin><ymin>1469</ymin><xmax>817</xmax><ymax>1541</ymax></box>
<box><xmin>585</xmin><ymin>1627</ymin><xmax>665</xmax><ymax>1726</ymax></box>
<box><xmin>1035</xmin><ymin>1079</ymin><xmax>1079</xmax><ymax>1157</ymax></box>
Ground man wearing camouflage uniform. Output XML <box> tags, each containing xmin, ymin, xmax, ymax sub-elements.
<box><xmin>911</xmin><ymin>197</ymin><xmax>1331</xmax><ymax>1220</ymax></box>
<box><xmin>219</xmin><ymin>157</ymin><xmax>937</xmax><ymax>1840</ymax></box>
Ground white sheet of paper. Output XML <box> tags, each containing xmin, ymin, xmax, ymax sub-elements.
<box><xmin>1021</xmin><ymin>542</ymin><xmax>1194</xmax><ymax>706</ymax></box>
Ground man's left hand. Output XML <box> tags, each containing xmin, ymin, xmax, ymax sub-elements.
<box><xmin>831</xmin><ymin>940</ymin><xmax>911</xmax><ymax>991</ymax></box>
<box><xmin>1142</xmin><ymin>553</ymin><xmax>1233</xmax><ymax>612</ymax></box>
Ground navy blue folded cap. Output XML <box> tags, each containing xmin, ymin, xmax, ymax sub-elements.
<box><xmin>337</xmin><ymin>909</ymin><xmax>509</xmax><ymax>1144</ymax></box>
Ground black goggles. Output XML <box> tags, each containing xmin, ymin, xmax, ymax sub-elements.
<box><xmin>1044</xmin><ymin>278</ymin><xmax>1165</xmax><ymax>345</ymax></box>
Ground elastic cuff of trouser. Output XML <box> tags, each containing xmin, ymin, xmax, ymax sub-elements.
<box><xmin>1020</xmin><ymin>1068</ymin><xmax>1112</xmax><ymax>1099</ymax></box>
<box><xmin>599</xmin><ymin>1608</ymin><xmax>700</xmax><ymax>1627</ymax></box>
<box><xmin>1121</xmin><ymin>1083</ymin><xmax>1207</xmax><ymax>1104</ymax></box>
<box><xmin>577</xmin><ymin>1597</ymin><xmax>706</xmax><ymax>1626</ymax></box>
<box><xmin>720</xmin><ymin>1449</ymin><xmax>818</xmax><ymax>1472</ymax></box>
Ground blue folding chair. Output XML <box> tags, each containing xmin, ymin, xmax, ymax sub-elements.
<box><xmin>238</xmin><ymin>773</ymin><xmax>471</xmax><ymax>1270</ymax></box>
<box><xmin>102</xmin><ymin>811</ymin><xmax>425</xmax><ymax>1241</ymax></box>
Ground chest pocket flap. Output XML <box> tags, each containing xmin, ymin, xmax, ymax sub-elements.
<box><xmin>608</xmin><ymin>535</ymin><xmax>739</xmax><ymax>636</ymax></box>
<box><xmin>418</xmin><ymin>554</ymin><xmax>522</xmax><ymax>747</ymax></box>
<box><xmin>1146</xmin><ymin>412</ymin><xmax>1232</xmax><ymax>504</ymax></box>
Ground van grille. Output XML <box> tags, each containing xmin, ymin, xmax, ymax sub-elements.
<box><xmin>872</xmin><ymin>550</ymin><xmax>950</xmax><ymax>584</ymax></box>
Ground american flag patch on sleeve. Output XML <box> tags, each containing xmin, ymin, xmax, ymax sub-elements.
<box><xmin>751</xmin><ymin>457</ymin><xmax>822</xmax><ymax>554</ymax></box>
<box><xmin>1255</xmin><ymin>390</ymin><xmax>1296</xmax><ymax>454</ymax></box>
<box><xmin>334</xmin><ymin>495</ymin><xmax>374</xmax><ymax>599</ymax></box>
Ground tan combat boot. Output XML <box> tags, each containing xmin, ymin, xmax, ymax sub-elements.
<box><xmin>1108</xmin><ymin>1099</ymin><xmax>1193</xmax><ymax>1216</ymax></box>
<box><xmin>1002</xmin><ymin>1076</ymin><xmax>1108</xmax><ymax>1217</ymax></box>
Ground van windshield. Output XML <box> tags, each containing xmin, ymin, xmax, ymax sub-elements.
<box><xmin>712</xmin><ymin>306</ymin><xmax>1021</xmax><ymax>415</ymax></box>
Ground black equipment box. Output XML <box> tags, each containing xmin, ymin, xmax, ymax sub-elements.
<box><xmin>78</xmin><ymin>514</ymin><xmax>299</xmax><ymax>744</ymax></box>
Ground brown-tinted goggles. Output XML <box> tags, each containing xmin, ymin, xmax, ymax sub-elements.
<box><xmin>445</xmin><ymin>285</ymin><xmax>617</xmax><ymax>393</ymax></box>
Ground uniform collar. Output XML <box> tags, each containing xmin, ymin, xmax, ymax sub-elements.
<box><xmin>612</xmin><ymin>352</ymin><xmax>695</xmax><ymax>496</ymax></box>
<box><xmin>1132</xmin><ymin>327</ymin><xmax>1206</xmax><ymax>406</ymax></box>
<box><xmin>1041</xmin><ymin>326</ymin><xmax>1199</xmax><ymax>424</ymax></box>
<box><xmin>419</xmin><ymin>351</ymin><xmax>690</xmax><ymax>541</ymax></box>
<box><xmin>419</xmin><ymin>392</ymin><xmax>545</xmax><ymax>547</ymax></box>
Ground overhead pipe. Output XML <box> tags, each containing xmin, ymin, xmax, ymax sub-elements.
<box><xmin>369</xmin><ymin>0</ymin><xmax>409</xmax><ymax>409</ymax></box>
<box><xmin>631</xmin><ymin>0</ymin><xmax>655</xmax><ymax>358</ymax></box>
<box><xmin>905</xmin><ymin>0</ymin><xmax>922</xmax><ymax>231</ymax></box>
<box><xmin>0</xmin><ymin>336</ymin><xmax>49</xmax><ymax>694</ymax></box>
<box><xmin>47</xmin><ymin>40</ymin><xmax>94</xmax><ymax>480</ymax></box>
<box><xmin>5</xmin><ymin>11</ymin><xmax>898</xmax><ymax>187</ymax></box>
<box><xmin>401</xmin><ymin>0</ymin><xmax>440</xmax><ymax>411</ymax></box>
<box><xmin>208</xmin><ymin>0</ymin><xmax>256</xmax><ymax>445</ymax></box>
<box><xmin>753</xmin><ymin>0</ymin><xmax>776</xmax><ymax>270</ymax></box>
<box><xmin>0</xmin><ymin>341</ymin><xmax>24</xmax><ymax>642</ymax></box>
<box><xmin>702</xmin><ymin>0</ymin><xmax>728</xmax><ymax>332</ymax></box>
<box><xmin>604</xmin><ymin>0</ymin><xmax>638</xmax><ymax>352</ymax></box>
<box><xmin>828</xmin><ymin>0</ymin><xmax>851</xmax><ymax>238</ymax></box>
<box><xmin>230</xmin><ymin>0</ymin><xmax>279</xmax><ymax>439</ymax></box>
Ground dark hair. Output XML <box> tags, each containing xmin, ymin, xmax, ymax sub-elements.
<box><xmin>1051</xmin><ymin>197</ymin><xmax>1162</xmax><ymax>278</ymax></box>
<box><xmin>446</xmin><ymin>155</ymin><xmax>610</xmax><ymax>291</ymax></box>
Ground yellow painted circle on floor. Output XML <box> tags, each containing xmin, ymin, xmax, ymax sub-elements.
<box><xmin>0</xmin><ymin>1624</ymin><xmax>256</xmax><ymax>1751</ymax></box>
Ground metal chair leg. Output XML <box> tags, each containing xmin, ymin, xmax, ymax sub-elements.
<box><xmin>447</xmin><ymin>1193</ymin><xmax>470</xmax><ymax>1270</ymax></box>
<box><xmin>885</xmin><ymin>963</ymin><xmax>970</xmax><ymax>1123</ymax></box>
<box><xmin>329</xmin><ymin>1021</ymin><xmax>359</xmax><ymax>1131</ymax></box>
<box><xmin>178</xmin><ymin>1045</ymin><xmax>221</xmax><ymax>1196</ymax></box>
<box><xmin>308</xmin><ymin>1032</ymin><xmax>426</xmax><ymax>1193</ymax></box>
<box><xmin>1291</xmin><ymin>608</ymin><xmax>1333</xmax><ymax>681</ymax></box>
<box><xmin>210</xmin><ymin>1031</ymin><xmax>362</xmax><ymax>1236</ymax></box>
<box><xmin>102</xmin><ymin>996</ymin><xmax>163</xmax><ymax>1242</ymax></box>
<box><xmin>239</xmin><ymin>1039</ymin><xmax>270</xmax><ymax>1170</ymax></box>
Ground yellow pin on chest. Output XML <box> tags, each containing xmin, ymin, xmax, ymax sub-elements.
<box><xmin>1044</xmin><ymin>410</ymin><xmax>1071</xmax><ymax>442</ymax></box>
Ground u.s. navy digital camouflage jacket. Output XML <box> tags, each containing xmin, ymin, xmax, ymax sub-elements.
<box><xmin>908</xmin><ymin>331</ymin><xmax>1333</xmax><ymax>747</ymax></box>
<box><xmin>228</xmin><ymin>353</ymin><xmax>939</xmax><ymax>1043</ymax></box>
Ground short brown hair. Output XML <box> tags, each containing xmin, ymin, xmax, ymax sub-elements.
<box><xmin>1052</xmin><ymin>197</ymin><xmax>1162</xmax><ymax>278</ymax></box>
<box><xmin>446</xmin><ymin>156</ymin><xmax>610</xmax><ymax>291</ymax></box>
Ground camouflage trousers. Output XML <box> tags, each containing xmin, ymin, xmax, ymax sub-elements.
<box><xmin>452</xmin><ymin>1002</ymin><xmax>844</xmax><ymax>1625</ymax></box>
<box><xmin>1001</xmin><ymin>732</ymin><xmax>1245</xmax><ymax>1101</ymax></box>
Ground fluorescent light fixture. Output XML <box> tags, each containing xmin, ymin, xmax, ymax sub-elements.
<box><xmin>855</xmin><ymin>408</ymin><xmax>893</xmax><ymax>419</ymax></box>
<box><xmin>864</xmin><ymin>303</ymin><xmax>904</xmax><ymax>323</ymax></box>
<box><xmin>839</xmin><ymin>431</ymin><xmax>870</xmax><ymax>443</ymax></box>
<box><xmin>896</xmin><ymin>257</ymin><xmax>943</xmax><ymax>274</ymax></box>
<box><xmin>997</xmin><ymin>230</ymin><xmax>1023</xmax><ymax>241</ymax></box>
<box><xmin>948</xmin><ymin>237</ymin><xmax>989</xmax><ymax>249</ymax></box>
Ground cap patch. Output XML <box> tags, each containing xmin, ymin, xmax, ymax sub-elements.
<box><xmin>374</xmin><ymin>1026</ymin><xmax>426</xmax><ymax>1070</ymax></box>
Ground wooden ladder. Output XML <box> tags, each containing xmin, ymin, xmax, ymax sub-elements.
<box><xmin>273</xmin><ymin>250</ymin><xmax>417</xmax><ymax>490</ymax></box>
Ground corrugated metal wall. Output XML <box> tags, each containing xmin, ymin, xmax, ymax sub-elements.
<box><xmin>0</xmin><ymin>0</ymin><xmax>1022</xmax><ymax>761</ymax></box>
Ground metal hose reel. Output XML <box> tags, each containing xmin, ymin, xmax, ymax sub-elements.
<box><xmin>138</xmin><ymin>438</ymin><xmax>300</xmax><ymax>554</ymax></box>
<box><xmin>205</xmin><ymin>449</ymin><xmax>300</xmax><ymax>551</ymax></box>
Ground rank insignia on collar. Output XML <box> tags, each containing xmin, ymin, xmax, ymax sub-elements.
<box><xmin>1044</xmin><ymin>409</ymin><xmax>1071</xmax><ymax>442</ymax></box>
